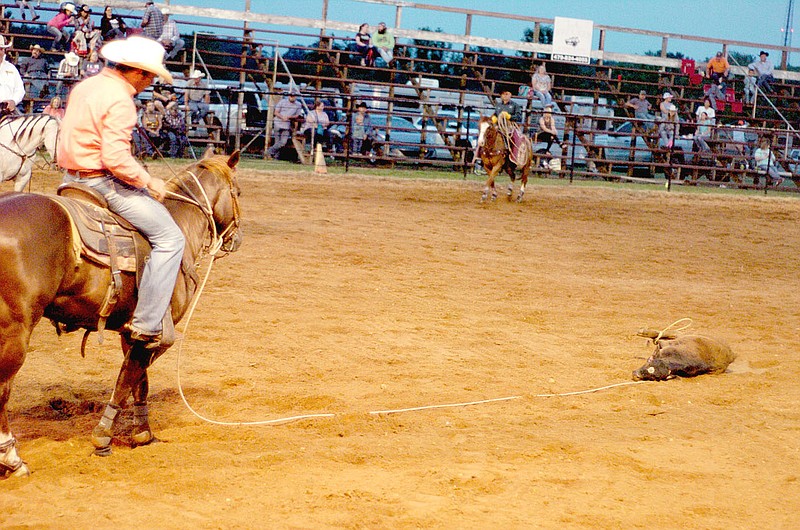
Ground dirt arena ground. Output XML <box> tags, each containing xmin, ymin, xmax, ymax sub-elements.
<box><xmin>2</xmin><ymin>165</ymin><xmax>799</xmax><ymax>529</ymax></box>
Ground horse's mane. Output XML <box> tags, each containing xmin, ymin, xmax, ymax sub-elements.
<box><xmin>192</xmin><ymin>155</ymin><xmax>235</xmax><ymax>185</ymax></box>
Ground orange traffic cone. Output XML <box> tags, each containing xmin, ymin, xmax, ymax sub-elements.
<box><xmin>314</xmin><ymin>143</ymin><xmax>327</xmax><ymax>174</ymax></box>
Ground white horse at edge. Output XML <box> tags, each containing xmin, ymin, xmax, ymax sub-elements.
<box><xmin>0</xmin><ymin>114</ymin><xmax>59</xmax><ymax>192</ymax></box>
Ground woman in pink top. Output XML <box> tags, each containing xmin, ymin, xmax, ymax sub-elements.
<box><xmin>43</xmin><ymin>96</ymin><xmax>65</xmax><ymax>120</ymax></box>
<box><xmin>47</xmin><ymin>3</ymin><xmax>76</xmax><ymax>51</ymax></box>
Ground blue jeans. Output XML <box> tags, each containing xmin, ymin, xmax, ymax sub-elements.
<box><xmin>63</xmin><ymin>174</ymin><xmax>185</xmax><ymax>335</ymax></box>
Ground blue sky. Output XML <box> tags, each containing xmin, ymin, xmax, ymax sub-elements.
<box><xmin>154</xmin><ymin>0</ymin><xmax>794</xmax><ymax>62</ymax></box>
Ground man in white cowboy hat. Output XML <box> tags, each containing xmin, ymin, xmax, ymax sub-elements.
<box><xmin>58</xmin><ymin>36</ymin><xmax>184</xmax><ymax>348</ymax></box>
<box><xmin>185</xmin><ymin>68</ymin><xmax>209</xmax><ymax>123</ymax></box>
<box><xmin>0</xmin><ymin>35</ymin><xmax>24</xmax><ymax>116</ymax></box>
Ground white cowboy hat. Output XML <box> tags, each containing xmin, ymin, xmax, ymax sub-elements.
<box><xmin>160</xmin><ymin>7</ymin><xmax>170</xmax><ymax>15</ymax></box>
<box><xmin>0</xmin><ymin>36</ymin><xmax>12</xmax><ymax>49</ymax></box>
<box><xmin>63</xmin><ymin>3</ymin><xmax>76</xmax><ymax>13</ymax></box>
<box><xmin>64</xmin><ymin>52</ymin><xmax>80</xmax><ymax>67</ymax></box>
<box><xmin>100</xmin><ymin>36</ymin><xmax>173</xmax><ymax>84</ymax></box>
<box><xmin>189</xmin><ymin>69</ymin><xmax>205</xmax><ymax>79</ymax></box>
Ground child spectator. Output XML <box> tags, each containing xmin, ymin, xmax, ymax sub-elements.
<box><xmin>47</xmin><ymin>3</ymin><xmax>76</xmax><ymax>52</ymax></box>
<box><xmin>350</xmin><ymin>102</ymin><xmax>373</xmax><ymax>155</ymax></box>
<box><xmin>743</xmin><ymin>68</ymin><xmax>757</xmax><ymax>104</ymax></box>
<box><xmin>303</xmin><ymin>99</ymin><xmax>331</xmax><ymax>148</ymax></box>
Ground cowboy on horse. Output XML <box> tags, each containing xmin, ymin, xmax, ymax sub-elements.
<box><xmin>478</xmin><ymin>89</ymin><xmax>533</xmax><ymax>202</ymax></box>
<box><xmin>58</xmin><ymin>36</ymin><xmax>183</xmax><ymax>350</ymax></box>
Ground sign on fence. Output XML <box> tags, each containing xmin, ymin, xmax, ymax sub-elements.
<box><xmin>552</xmin><ymin>17</ymin><xmax>593</xmax><ymax>64</ymax></box>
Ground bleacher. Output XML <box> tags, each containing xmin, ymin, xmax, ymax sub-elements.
<box><xmin>2</xmin><ymin>2</ymin><xmax>799</xmax><ymax>189</ymax></box>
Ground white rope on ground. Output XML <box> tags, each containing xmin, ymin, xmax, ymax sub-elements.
<box><xmin>174</xmin><ymin>252</ymin><xmax>335</xmax><ymax>425</ymax></box>
<box><xmin>534</xmin><ymin>380</ymin><xmax>647</xmax><ymax>397</ymax></box>
<box><xmin>369</xmin><ymin>395</ymin><xmax>523</xmax><ymax>415</ymax></box>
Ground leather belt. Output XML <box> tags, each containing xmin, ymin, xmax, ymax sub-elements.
<box><xmin>66</xmin><ymin>169</ymin><xmax>111</xmax><ymax>179</ymax></box>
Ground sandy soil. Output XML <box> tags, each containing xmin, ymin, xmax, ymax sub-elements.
<box><xmin>2</xmin><ymin>167</ymin><xmax>799</xmax><ymax>529</ymax></box>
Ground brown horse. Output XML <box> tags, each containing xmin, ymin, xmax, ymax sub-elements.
<box><xmin>479</xmin><ymin>115</ymin><xmax>532</xmax><ymax>202</ymax></box>
<box><xmin>0</xmin><ymin>152</ymin><xmax>243</xmax><ymax>478</ymax></box>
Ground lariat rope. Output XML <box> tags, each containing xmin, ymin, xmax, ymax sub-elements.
<box><xmin>653</xmin><ymin>317</ymin><xmax>693</xmax><ymax>344</ymax></box>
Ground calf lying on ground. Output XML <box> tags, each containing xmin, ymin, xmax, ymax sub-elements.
<box><xmin>632</xmin><ymin>329</ymin><xmax>736</xmax><ymax>381</ymax></box>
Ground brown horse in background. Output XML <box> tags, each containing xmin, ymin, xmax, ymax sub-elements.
<box><xmin>0</xmin><ymin>152</ymin><xmax>243</xmax><ymax>478</ymax></box>
<box><xmin>478</xmin><ymin>115</ymin><xmax>532</xmax><ymax>202</ymax></box>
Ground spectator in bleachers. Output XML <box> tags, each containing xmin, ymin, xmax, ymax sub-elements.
<box><xmin>303</xmin><ymin>99</ymin><xmax>331</xmax><ymax>148</ymax></box>
<box><xmin>72</xmin><ymin>5</ymin><xmax>100</xmax><ymax>57</ymax></box>
<box><xmin>158</xmin><ymin>8</ymin><xmax>184</xmax><ymax>61</ymax></box>
<box><xmin>140</xmin><ymin>0</ymin><xmax>164</xmax><ymax>41</ymax></box>
<box><xmin>43</xmin><ymin>95</ymin><xmax>65</xmax><ymax>120</ymax></box>
<box><xmin>537</xmin><ymin>105</ymin><xmax>559</xmax><ymax>154</ymax></box>
<box><xmin>743</xmin><ymin>68</ymin><xmax>757</xmax><ymax>104</ymax></box>
<box><xmin>81</xmin><ymin>49</ymin><xmax>102</xmax><ymax>77</ymax></box>
<box><xmin>0</xmin><ymin>35</ymin><xmax>24</xmax><ymax>116</ymax></box>
<box><xmin>693</xmin><ymin>111</ymin><xmax>712</xmax><ymax>153</ymax></box>
<box><xmin>267</xmin><ymin>90</ymin><xmax>303</xmax><ymax>159</ymax></box>
<box><xmin>373</xmin><ymin>22</ymin><xmax>394</xmax><ymax>65</ymax></box>
<box><xmin>659</xmin><ymin>92</ymin><xmax>674</xmax><ymax>116</ymax></box>
<box><xmin>152</xmin><ymin>87</ymin><xmax>177</xmax><ymax>113</ymax></box>
<box><xmin>624</xmin><ymin>90</ymin><xmax>654</xmax><ymax>130</ymax></box>
<box><xmin>749</xmin><ymin>51</ymin><xmax>775</xmax><ymax>93</ymax></box>
<box><xmin>100</xmin><ymin>5</ymin><xmax>127</xmax><ymax>41</ymax></box>
<box><xmin>55</xmin><ymin>51</ymin><xmax>80</xmax><ymax>98</ymax></box>
<box><xmin>704</xmin><ymin>77</ymin><xmax>725</xmax><ymax>111</ymax></box>
<box><xmin>695</xmin><ymin>97</ymin><xmax>716</xmax><ymax>123</ymax></box>
<box><xmin>658</xmin><ymin>103</ymin><xmax>680</xmax><ymax>148</ymax></box>
<box><xmin>162</xmin><ymin>101</ymin><xmax>187</xmax><ymax>158</ymax></box>
<box><xmin>706</xmin><ymin>51</ymin><xmax>730</xmax><ymax>84</ymax></box>
<box><xmin>47</xmin><ymin>3</ymin><xmax>76</xmax><ymax>51</ymax></box>
<box><xmin>354</xmin><ymin>23</ymin><xmax>374</xmax><ymax>66</ymax></box>
<box><xmin>140</xmin><ymin>99</ymin><xmax>165</xmax><ymax>156</ymax></box>
<box><xmin>530</xmin><ymin>64</ymin><xmax>554</xmax><ymax>108</ymax></box>
<box><xmin>18</xmin><ymin>44</ymin><xmax>50</xmax><ymax>100</ymax></box>
<box><xmin>16</xmin><ymin>1</ymin><xmax>39</xmax><ymax>21</ymax></box>
<box><xmin>350</xmin><ymin>101</ymin><xmax>373</xmax><ymax>155</ymax></box>
<box><xmin>753</xmin><ymin>137</ymin><xmax>784</xmax><ymax>187</ymax></box>
<box><xmin>185</xmin><ymin>69</ymin><xmax>209</xmax><ymax>123</ymax></box>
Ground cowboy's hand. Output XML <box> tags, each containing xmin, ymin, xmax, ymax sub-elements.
<box><xmin>501</xmin><ymin>111</ymin><xmax>511</xmax><ymax>120</ymax></box>
<box><xmin>147</xmin><ymin>177</ymin><xmax>167</xmax><ymax>202</ymax></box>
<box><xmin>1</xmin><ymin>100</ymin><xmax>14</xmax><ymax>112</ymax></box>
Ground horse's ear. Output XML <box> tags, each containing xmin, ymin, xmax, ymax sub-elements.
<box><xmin>227</xmin><ymin>150</ymin><xmax>240</xmax><ymax>169</ymax></box>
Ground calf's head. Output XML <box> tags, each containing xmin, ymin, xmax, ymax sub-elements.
<box><xmin>632</xmin><ymin>358</ymin><xmax>671</xmax><ymax>381</ymax></box>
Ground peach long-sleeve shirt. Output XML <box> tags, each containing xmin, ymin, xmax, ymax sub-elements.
<box><xmin>58</xmin><ymin>67</ymin><xmax>151</xmax><ymax>188</ymax></box>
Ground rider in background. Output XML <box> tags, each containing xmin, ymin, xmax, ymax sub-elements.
<box><xmin>58</xmin><ymin>36</ymin><xmax>184</xmax><ymax>348</ymax></box>
<box><xmin>0</xmin><ymin>35</ymin><xmax>25</xmax><ymax>116</ymax></box>
<box><xmin>494</xmin><ymin>89</ymin><xmax>522</xmax><ymax>123</ymax></box>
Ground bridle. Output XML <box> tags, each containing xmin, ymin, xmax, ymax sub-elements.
<box><xmin>164</xmin><ymin>168</ymin><xmax>241</xmax><ymax>258</ymax></box>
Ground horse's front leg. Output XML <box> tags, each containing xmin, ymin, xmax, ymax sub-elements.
<box><xmin>12</xmin><ymin>163</ymin><xmax>33</xmax><ymax>193</ymax></box>
<box><xmin>517</xmin><ymin>164</ymin><xmax>531</xmax><ymax>203</ymax></box>
<box><xmin>91</xmin><ymin>341</ymin><xmax>153</xmax><ymax>455</ymax></box>
<box><xmin>481</xmin><ymin>172</ymin><xmax>498</xmax><ymax>202</ymax></box>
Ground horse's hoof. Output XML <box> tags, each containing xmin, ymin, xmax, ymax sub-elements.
<box><xmin>516</xmin><ymin>195</ymin><xmax>524</xmax><ymax>203</ymax></box>
<box><xmin>131</xmin><ymin>429</ymin><xmax>155</xmax><ymax>447</ymax></box>
<box><xmin>93</xmin><ymin>446</ymin><xmax>113</xmax><ymax>457</ymax></box>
